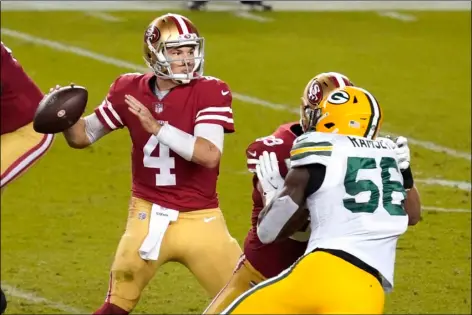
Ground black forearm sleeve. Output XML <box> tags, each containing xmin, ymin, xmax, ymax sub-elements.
<box><xmin>401</xmin><ymin>166</ymin><xmax>414</xmax><ymax>189</ymax></box>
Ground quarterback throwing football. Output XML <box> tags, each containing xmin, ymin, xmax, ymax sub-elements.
<box><xmin>57</xmin><ymin>13</ymin><xmax>242</xmax><ymax>314</ymax></box>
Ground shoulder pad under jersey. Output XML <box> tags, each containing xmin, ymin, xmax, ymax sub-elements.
<box><xmin>290</xmin><ymin>131</ymin><xmax>335</xmax><ymax>168</ymax></box>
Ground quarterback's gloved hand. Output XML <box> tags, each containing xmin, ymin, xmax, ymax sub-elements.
<box><xmin>394</xmin><ymin>136</ymin><xmax>410</xmax><ymax>171</ymax></box>
<box><xmin>256</xmin><ymin>151</ymin><xmax>285</xmax><ymax>204</ymax></box>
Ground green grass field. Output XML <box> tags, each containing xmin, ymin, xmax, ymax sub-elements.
<box><xmin>1</xmin><ymin>8</ymin><xmax>471</xmax><ymax>314</ymax></box>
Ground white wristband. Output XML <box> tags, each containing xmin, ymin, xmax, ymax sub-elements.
<box><xmin>155</xmin><ymin>123</ymin><xmax>196</xmax><ymax>161</ymax></box>
<box><xmin>84</xmin><ymin>113</ymin><xmax>108</xmax><ymax>143</ymax></box>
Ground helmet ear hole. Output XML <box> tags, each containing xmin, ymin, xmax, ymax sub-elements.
<box><xmin>324</xmin><ymin>122</ymin><xmax>335</xmax><ymax>129</ymax></box>
<box><xmin>353</xmin><ymin>96</ymin><xmax>358</xmax><ymax>104</ymax></box>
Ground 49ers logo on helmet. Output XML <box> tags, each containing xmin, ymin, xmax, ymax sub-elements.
<box><xmin>307</xmin><ymin>81</ymin><xmax>323</xmax><ymax>105</ymax></box>
<box><xmin>145</xmin><ymin>25</ymin><xmax>160</xmax><ymax>44</ymax></box>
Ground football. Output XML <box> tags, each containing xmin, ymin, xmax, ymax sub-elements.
<box><xmin>33</xmin><ymin>84</ymin><xmax>88</xmax><ymax>134</ymax></box>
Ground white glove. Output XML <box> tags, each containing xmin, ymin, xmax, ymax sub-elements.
<box><xmin>394</xmin><ymin>136</ymin><xmax>410</xmax><ymax>171</ymax></box>
<box><xmin>376</xmin><ymin>136</ymin><xmax>396</xmax><ymax>149</ymax></box>
<box><xmin>377</xmin><ymin>136</ymin><xmax>411</xmax><ymax>171</ymax></box>
<box><xmin>255</xmin><ymin>151</ymin><xmax>285</xmax><ymax>203</ymax></box>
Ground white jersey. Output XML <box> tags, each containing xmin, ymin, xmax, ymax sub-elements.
<box><xmin>290</xmin><ymin>131</ymin><xmax>408</xmax><ymax>292</ymax></box>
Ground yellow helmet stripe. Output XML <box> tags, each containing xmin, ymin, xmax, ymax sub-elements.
<box><xmin>292</xmin><ymin>141</ymin><xmax>333</xmax><ymax>151</ymax></box>
<box><xmin>357</xmin><ymin>87</ymin><xmax>381</xmax><ymax>139</ymax></box>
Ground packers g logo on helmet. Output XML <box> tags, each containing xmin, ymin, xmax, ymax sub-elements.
<box><xmin>327</xmin><ymin>90</ymin><xmax>350</xmax><ymax>105</ymax></box>
<box><xmin>314</xmin><ymin>86</ymin><xmax>383</xmax><ymax>139</ymax></box>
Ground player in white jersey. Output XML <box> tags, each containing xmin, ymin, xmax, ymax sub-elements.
<box><xmin>221</xmin><ymin>86</ymin><xmax>421</xmax><ymax>314</ymax></box>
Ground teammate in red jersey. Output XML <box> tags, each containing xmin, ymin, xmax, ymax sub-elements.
<box><xmin>0</xmin><ymin>42</ymin><xmax>55</xmax><ymax>189</ymax></box>
<box><xmin>203</xmin><ymin>72</ymin><xmax>353</xmax><ymax>314</ymax></box>
<box><xmin>56</xmin><ymin>13</ymin><xmax>242</xmax><ymax>315</ymax></box>
<box><xmin>0</xmin><ymin>41</ymin><xmax>55</xmax><ymax>314</ymax></box>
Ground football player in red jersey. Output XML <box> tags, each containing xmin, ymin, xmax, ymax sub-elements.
<box><xmin>203</xmin><ymin>72</ymin><xmax>352</xmax><ymax>314</ymax></box>
<box><xmin>57</xmin><ymin>13</ymin><xmax>242</xmax><ymax>315</ymax></box>
<box><xmin>0</xmin><ymin>42</ymin><xmax>55</xmax><ymax>190</ymax></box>
<box><xmin>0</xmin><ymin>41</ymin><xmax>55</xmax><ymax>314</ymax></box>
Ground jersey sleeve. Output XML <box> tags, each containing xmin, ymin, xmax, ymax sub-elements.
<box><xmin>246</xmin><ymin>141</ymin><xmax>262</xmax><ymax>173</ymax></box>
<box><xmin>1</xmin><ymin>43</ymin><xmax>43</xmax><ymax>101</ymax></box>
<box><xmin>195</xmin><ymin>78</ymin><xmax>234</xmax><ymax>133</ymax></box>
<box><xmin>290</xmin><ymin>132</ymin><xmax>334</xmax><ymax>168</ymax></box>
<box><xmin>94</xmin><ymin>76</ymin><xmax>126</xmax><ymax>131</ymax></box>
<box><xmin>246</xmin><ymin>136</ymin><xmax>290</xmax><ymax>176</ymax></box>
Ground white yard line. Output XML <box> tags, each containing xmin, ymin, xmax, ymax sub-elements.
<box><xmin>233</xmin><ymin>11</ymin><xmax>273</xmax><ymax>23</ymax></box>
<box><xmin>85</xmin><ymin>11</ymin><xmax>123</xmax><ymax>22</ymax></box>
<box><xmin>2</xmin><ymin>28</ymin><xmax>148</xmax><ymax>71</ymax></box>
<box><xmin>377</xmin><ymin>11</ymin><xmax>417</xmax><ymax>22</ymax></box>
<box><xmin>397</xmin><ymin>138</ymin><xmax>470</xmax><ymax>160</ymax></box>
<box><xmin>2</xmin><ymin>28</ymin><xmax>470</xmax><ymax>161</ymax></box>
<box><xmin>416</xmin><ymin>178</ymin><xmax>471</xmax><ymax>191</ymax></box>
<box><xmin>422</xmin><ymin>206</ymin><xmax>470</xmax><ymax>213</ymax></box>
<box><xmin>1</xmin><ymin>283</ymin><xmax>86</xmax><ymax>314</ymax></box>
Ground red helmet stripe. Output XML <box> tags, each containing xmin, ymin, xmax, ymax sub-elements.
<box><xmin>168</xmin><ymin>14</ymin><xmax>189</xmax><ymax>34</ymax></box>
<box><xmin>182</xmin><ymin>17</ymin><xmax>194</xmax><ymax>34</ymax></box>
<box><xmin>329</xmin><ymin>76</ymin><xmax>340</xmax><ymax>88</ymax></box>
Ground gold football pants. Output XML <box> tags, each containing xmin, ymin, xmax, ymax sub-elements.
<box><xmin>222</xmin><ymin>250</ymin><xmax>385</xmax><ymax>314</ymax></box>
<box><xmin>203</xmin><ymin>255</ymin><xmax>266</xmax><ymax>314</ymax></box>
<box><xmin>1</xmin><ymin>122</ymin><xmax>54</xmax><ymax>189</ymax></box>
<box><xmin>104</xmin><ymin>197</ymin><xmax>243</xmax><ymax>312</ymax></box>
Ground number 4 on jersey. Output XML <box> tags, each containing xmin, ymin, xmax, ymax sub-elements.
<box><xmin>143</xmin><ymin>135</ymin><xmax>176</xmax><ymax>186</ymax></box>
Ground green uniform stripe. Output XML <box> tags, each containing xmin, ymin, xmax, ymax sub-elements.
<box><xmin>363</xmin><ymin>93</ymin><xmax>375</xmax><ymax>138</ymax></box>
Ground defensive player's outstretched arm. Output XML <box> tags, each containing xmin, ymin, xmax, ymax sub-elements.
<box><xmin>256</xmin><ymin>164</ymin><xmax>325</xmax><ymax>244</ymax></box>
<box><xmin>63</xmin><ymin>114</ymin><xmax>110</xmax><ymax>149</ymax></box>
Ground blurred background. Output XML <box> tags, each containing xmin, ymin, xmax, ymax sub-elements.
<box><xmin>1</xmin><ymin>1</ymin><xmax>471</xmax><ymax>314</ymax></box>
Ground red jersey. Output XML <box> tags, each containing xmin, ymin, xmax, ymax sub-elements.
<box><xmin>0</xmin><ymin>42</ymin><xmax>44</xmax><ymax>135</ymax></box>
<box><xmin>244</xmin><ymin>122</ymin><xmax>309</xmax><ymax>279</ymax></box>
<box><xmin>94</xmin><ymin>73</ymin><xmax>234</xmax><ymax>211</ymax></box>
